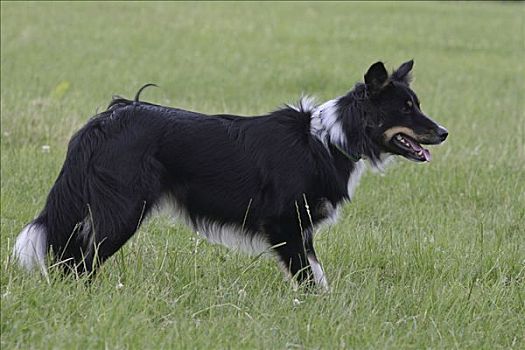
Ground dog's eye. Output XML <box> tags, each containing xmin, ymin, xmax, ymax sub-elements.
<box><xmin>401</xmin><ymin>100</ymin><xmax>413</xmax><ymax>113</ymax></box>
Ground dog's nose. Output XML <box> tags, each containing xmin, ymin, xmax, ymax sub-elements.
<box><xmin>437</xmin><ymin>126</ymin><xmax>448</xmax><ymax>141</ymax></box>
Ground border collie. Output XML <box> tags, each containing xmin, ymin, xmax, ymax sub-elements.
<box><xmin>13</xmin><ymin>60</ymin><xmax>447</xmax><ymax>289</ymax></box>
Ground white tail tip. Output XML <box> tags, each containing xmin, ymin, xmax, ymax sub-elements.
<box><xmin>13</xmin><ymin>224</ymin><xmax>47</xmax><ymax>274</ymax></box>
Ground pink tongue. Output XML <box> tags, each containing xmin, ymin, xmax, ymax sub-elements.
<box><xmin>423</xmin><ymin>148</ymin><xmax>431</xmax><ymax>162</ymax></box>
<box><xmin>405</xmin><ymin>137</ymin><xmax>431</xmax><ymax>162</ymax></box>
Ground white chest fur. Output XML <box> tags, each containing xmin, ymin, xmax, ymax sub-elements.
<box><xmin>347</xmin><ymin>160</ymin><xmax>365</xmax><ymax>199</ymax></box>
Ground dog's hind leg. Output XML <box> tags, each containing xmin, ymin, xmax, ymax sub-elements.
<box><xmin>75</xmin><ymin>157</ymin><xmax>164</xmax><ymax>275</ymax></box>
<box><xmin>77</xmin><ymin>199</ymin><xmax>153</xmax><ymax>275</ymax></box>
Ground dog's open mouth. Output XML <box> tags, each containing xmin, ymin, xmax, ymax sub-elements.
<box><xmin>391</xmin><ymin>133</ymin><xmax>431</xmax><ymax>162</ymax></box>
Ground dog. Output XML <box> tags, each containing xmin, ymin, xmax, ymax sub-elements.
<box><xmin>13</xmin><ymin>60</ymin><xmax>447</xmax><ymax>289</ymax></box>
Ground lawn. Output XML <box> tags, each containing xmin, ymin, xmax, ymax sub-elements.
<box><xmin>1</xmin><ymin>2</ymin><xmax>524</xmax><ymax>349</ymax></box>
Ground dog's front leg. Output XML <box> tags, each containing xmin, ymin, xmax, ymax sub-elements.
<box><xmin>305</xmin><ymin>246</ymin><xmax>329</xmax><ymax>291</ymax></box>
<box><xmin>268</xmin><ymin>222</ymin><xmax>327</xmax><ymax>290</ymax></box>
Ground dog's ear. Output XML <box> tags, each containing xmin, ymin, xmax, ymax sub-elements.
<box><xmin>364</xmin><ymin>61</ymin><xmax>389</xmax><ymax>95</ymax></box>
<box><xmin>391</xmin><ymin>60</ymin><xmax>414</xmax><ymax>85</ymax></box>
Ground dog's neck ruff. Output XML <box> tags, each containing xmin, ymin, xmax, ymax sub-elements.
<box><xmin>309</xmin><ymin>98</ymin><xmax>361</xmax><ymax>162</ymax></box>
<box><xmin>333</xmin><ymin>143</ymin><xmax>362</xmax><ymax>162</ymax></box>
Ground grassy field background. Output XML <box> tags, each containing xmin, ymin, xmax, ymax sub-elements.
<box><xmin>1</xmin><ymin>2</ymin><xmax>524</xmax><ymax>349</ymax></box>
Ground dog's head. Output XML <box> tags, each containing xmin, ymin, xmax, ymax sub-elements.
<box><xmin>362</xmin><ymin>60</ymin><xmax>448</xmax><ymax>162</ymax></box>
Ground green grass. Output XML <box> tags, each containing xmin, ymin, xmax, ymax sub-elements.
<box><xmin>1</xmin><ymin>2</ymin><xmax>524</xmax><ymax>349</ymax></box>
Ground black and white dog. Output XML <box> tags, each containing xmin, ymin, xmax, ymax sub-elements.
<box><xmin>13</xmin><ymin>60</ymin><xmax>447</xmax><ymax>289</ymax></box>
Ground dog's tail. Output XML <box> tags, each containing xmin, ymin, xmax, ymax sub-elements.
<box><xmin>13</xmin><ymin>218</ymin><xmax>48</xmax><ymax>275</ymax></box>
<box><xmin>12</xmin><ymin>116</ymin><xmax>109</xmax><ymax>275</ymax></box>
<box><xmin>12</xmin><ymin>181</ymin><xmax>89</xmax><ymax>275</ymax></box>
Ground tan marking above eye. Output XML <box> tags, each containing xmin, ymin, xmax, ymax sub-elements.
<box><xmin>407</xmin><ymin>100</ymin><xmax>413</xmax><ymax>108</ymax></box>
